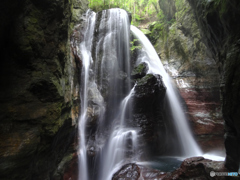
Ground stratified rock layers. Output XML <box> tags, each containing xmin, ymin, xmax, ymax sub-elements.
<box><xmin>187</xmin><ymin>0</ymin><xmax>240</xmax><ymax>171</ymax></box>
<box><xmin>152</xmin><ymin>0</ymin><xmax>224</xmax><ymax>154</ymax></box>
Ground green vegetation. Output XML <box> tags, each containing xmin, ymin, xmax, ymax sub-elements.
<box><xmin>148</xmin><ymin>9</ymin><xmax>176</xmax><ymax>45</ymax></box>
<box><xmin>130</xmin><ymin>39</ymin><xmax>142</xmax><ymax>51</ymax></box>
<box><xmin>89</xmin><ymin>0</ymin><xmax>160</xmax><ymax>25</ymax></box>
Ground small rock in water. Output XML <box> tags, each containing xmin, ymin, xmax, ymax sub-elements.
<box><xmin>112</xmin><ymin>163</ymin><xmax>140</xmax><ymax>180</ymax></box>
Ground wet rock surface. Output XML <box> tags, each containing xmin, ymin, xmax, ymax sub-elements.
<box><xmin>112</xmin><ymin>163</ymin><xmax>140</xmax><ymax>180</ymax></box>
<box><xmin>131</xmin><ymin>62</ymin><xmax>149</xmax><ymax>79</ymax></box>
<box><xmin>164</xmin><ymin>157</ymin><xmax>226</xmax><ymax>180</ymax></box>
<box><xmin>0</xmin><ymin>0</ymin><xmax>88</xmax><ymax>179</ymax></box>
<box><xmin>112</xmin><ymin>163</ymin><xmax>167</xmax><ymax>180</ymax></box>
<box><xmin>131</xmin><ymin>73</ymin><xmax>167</xmax><ymax>156</ymax></box>
<box><xmin>151</xmin><ymin>0</ymin><xmax>224</xmax><ymax>155</ymax></box>
<box><xmin>112</xmin><ymin>157</ymin><xmax>227</xmax><ymax>180</ymax></box>
<box><xmin>179</xmin><ymin>87</ymin><xmax>225</xmax><ymax>153</ymax></box>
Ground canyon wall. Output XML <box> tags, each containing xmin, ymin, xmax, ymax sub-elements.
<box><xmin>187</xmin><ymin>0</ymin><xmax>240</xmax><ymax>171</ymax></box>
<box><xmin>148</xmin><ymin>0</ymin><xmax>224</xmax><ymax>154</ymax></box>
<box><xmin>0</xmin><ymin>0</ymin><xmax>88</xmax><ymax>179</ymax></box>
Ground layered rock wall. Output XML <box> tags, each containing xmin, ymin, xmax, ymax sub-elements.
<box><xmin>151</xmin><ymin>0</ymin><xmax>224</xmax><ymax>153</ymax></box>
<box><xmin>0</xmin><ymin>0</ymin><xmax>88</xmax><ymax>179</ymax></box>
<box><xmin>187</xmin><ymin>0</ymin><xmax>240</xmax><ymax>171</ymax></box>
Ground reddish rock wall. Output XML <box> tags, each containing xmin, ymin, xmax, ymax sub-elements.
<box><xmin>153</xmin><ymin>0</ymin><xmax>225</xmax><ymax>155</ymax></box>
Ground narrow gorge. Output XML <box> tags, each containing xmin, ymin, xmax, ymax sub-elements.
<box><xmin>0</xmin><ymin>0</ymin><xmax>239</xmax><ymax>179</ymax></box>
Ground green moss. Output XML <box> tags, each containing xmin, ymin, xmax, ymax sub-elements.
<box><xmin>141</xmin><ymin>29</ymin><xmax>151</xmax><ymax>35</ymax></box>
<box><xmin>136</xmin><ymin>74</ymin><xmax>154</xmax><ymax>86</ymax></box>
<box><xmin>218</xmin><ymin>0</ymin><xmax>228</xmax><ymax>16</ymax></box>
<box><xmin>40</xmin><ymin>102</ymin><xmax>64</xmax><ymax>136</ymax></box>
<box><xmin>135</xmin><ymin>63</ymin><xmax>145</xmax><ymax>73</ymax></box>
<box><xmin>131</xmin><ymin>63</ymin><xmax>148</xmax><ymax>79</ymax></box>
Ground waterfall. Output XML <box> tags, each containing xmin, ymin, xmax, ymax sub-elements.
<box><xmin>76</xmin><ymin>8</ymin><xmax>203</xmax><ymax>180</ymax></box>
<box><xmin>77</xmin><ymin>10</ymin><xmax>96</xmax><ymax>180</ymax></box>
<box><xmin>98</xmin><ymin>87</ymin><xmax>138</xmax><ymax>180</ymax></box>
<box><xmin>76</xmin><ymin>9</ymin><xmax>138</xmax><ymax>180</ymax></box>
<box><xmin>130</xmin><ymin>25</ymin><xmax>202</xmax><ymax>157</ymax></box>
<box><xmin>92</xmin><ymin>9</ymin><xmax>139</xmax><ymax>180</ymax></box>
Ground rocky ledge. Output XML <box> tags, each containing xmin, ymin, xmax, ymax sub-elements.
<box><xmin>113</xmin><ymin>157</ymin><xmax>228</xmax><ymax>180</ymax></box>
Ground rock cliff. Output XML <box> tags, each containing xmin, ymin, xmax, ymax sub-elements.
<box><xmin>187</xmin><ymin>0</ymin><xmax>240</xmax><ymax>172</ymax></box>
<box><xmin>0</xmin><ymin>0</ymin><xmax>88</xmax><ymax>179</ymax></box>
<box><xmin>148</xmin><ymin>0</ymin><xmax>224</xmax><ymax>154</ymax></box>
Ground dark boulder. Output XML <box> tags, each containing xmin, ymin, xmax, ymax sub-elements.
<box><xmin>134</xmin><ymin>74</ymin><xmax>166</xmax><ymax>100</ymax></box>
<box><xmin>131</xmin><ymin>73</ymin><xmax>167</xmax><ymax>156</ymax></box>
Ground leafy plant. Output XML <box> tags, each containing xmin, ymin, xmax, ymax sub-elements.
<box><xmin>130</xmin><ymin>39</ymin><xmax>142</xmax><ymax>51</ymax></box>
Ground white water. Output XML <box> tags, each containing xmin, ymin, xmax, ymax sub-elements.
<box><xmin>77</xmin><ymin>10</ymin><xmax>96</xmax><ymax>180</ymax></box>
<box><xmin>99</xmin><ymin>86</ymin><xmax>138</xmax><ymax>180</ymax></box>
<box><xmin>130</xmin><ymin>25</ymin><xmax>202</xmax><ymax>157</ymax></box>
<box><xmin>95</xmin><ymin>10</ymin><xmax>138</xmax><ymax>179</ymax></box>
<box><xmin>203</xmin><ymin>154</ymin><xmax>225</xmax><ymax>161</ymax></box>
<box><xmin>76</xmin><ymin>8</ymin><xmax>224</xmax><ymax>180</ymax></box>
<box><xmin>76</xmin><ymin>8</ymin><xmax>138</xmax><ymax>180</ymax></box>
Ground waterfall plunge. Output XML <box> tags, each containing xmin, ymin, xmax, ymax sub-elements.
<box><xmin>130</xmin><ymin>25</ymin><xmax>202</xmax><ymax>157</ymax></box>
<box><xmin>77</xmin><ymin>9</ymin><xmax>138</xmax><ymax>180</ymax></box>
<box><xmin>77</xmin><ymin>10</ymin><xmax>96</xmax><ymax>180</ymax></box>
<box><xmin>76</xmin><ymin>8</ymin><xmax>202</xmax><ymax>180</ymax></box>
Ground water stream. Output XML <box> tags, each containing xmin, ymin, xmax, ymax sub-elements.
<box><xmin>76</xmin><ymin>8</ymin><xmax>204</xmax><ymax>180</ymax></box>
<box><xmin>77</xmin><ymin>10</ymin><xmax>96</xmax><ymax>180</ymax></box>
<box><xmin>130</xmin><ymin>25</ymin><xmax>202</xmax><ymax>157</ymax></box>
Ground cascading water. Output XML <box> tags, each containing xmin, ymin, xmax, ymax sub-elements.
<box><xmin>76</xmin><ymin>7</ymin><xmax>204</xmax><ymax>180</ymax></box>
<box><xmin>77</xmin><ymin>10</ymin><xmax>96</xmax><ymax>180</ymax></box>
<box><xmin>130</xmin><ymin>25</ymin><xmax>202</xmax><ymax>157</ymax></box>
<box><xmin>92</xmin><ymin>9</ymin><xmax>139</xmax><ymax>180</ymax></box>
<box><xmin>76</xmin><ymin>9</ymin><xmax>138</xmax><ymax>180</ymax></box>
<box><xmin>98</xmin><ymin>87</ymin><xmax>138</xmax><ymax>180</ymax></box>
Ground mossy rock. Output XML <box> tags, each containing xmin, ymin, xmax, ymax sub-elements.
<box><xmin>131</xmin><ymin>62</ymin><xmax>149</xmax><ymax>80</ymax></box>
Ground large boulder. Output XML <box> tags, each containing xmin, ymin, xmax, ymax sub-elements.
<box><xmin>131</xmin><ymin>73</ymin><xmax>167</xmax><ymax>156</ymax></box>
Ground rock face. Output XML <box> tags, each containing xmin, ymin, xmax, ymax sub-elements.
<box><xmin>187</xmin><ymin>0</ymin><xmax>240</xmax><ymax>171</ymax></box>
<box><xmin>112</xmin><ymin>157</ymin><xmax>227</xmax><ymax>180</ymax></box>
<box><xmin>150</xmin><ymin>0</ymin><xmax>224</xmax><ymax>154</ymax></box>
<box><xmin>112</xmin><ymin>163</ymin><xmax>140</xmax><ymax>180</ymax></box>
<box><xmin>112</xmin><ymin>163</ymin><xmax>168</xmax><ymax>180</ymax></box>
<box><xmin>0</xmin><ymin>0</ymin><xmax>88</xmax><ymax>179</ymax></box>
<box><xmin>164</xmin><ymin>157</ymin><xmax>226</xmax><ymax>180</ymax></box>
<box><xmin>132</xmin><ymin>72</ymin><xmax>167</xmax><ymax>156</ymax></box>
<box><xmin>131</xmin><ymin>62</ymin><xmax>149</xmax><ymax>79</ymax></box>
<box><xmin>158</xmin><ymin>0</ymin><xmax>176</xmax><ymax>21</ymax></box>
